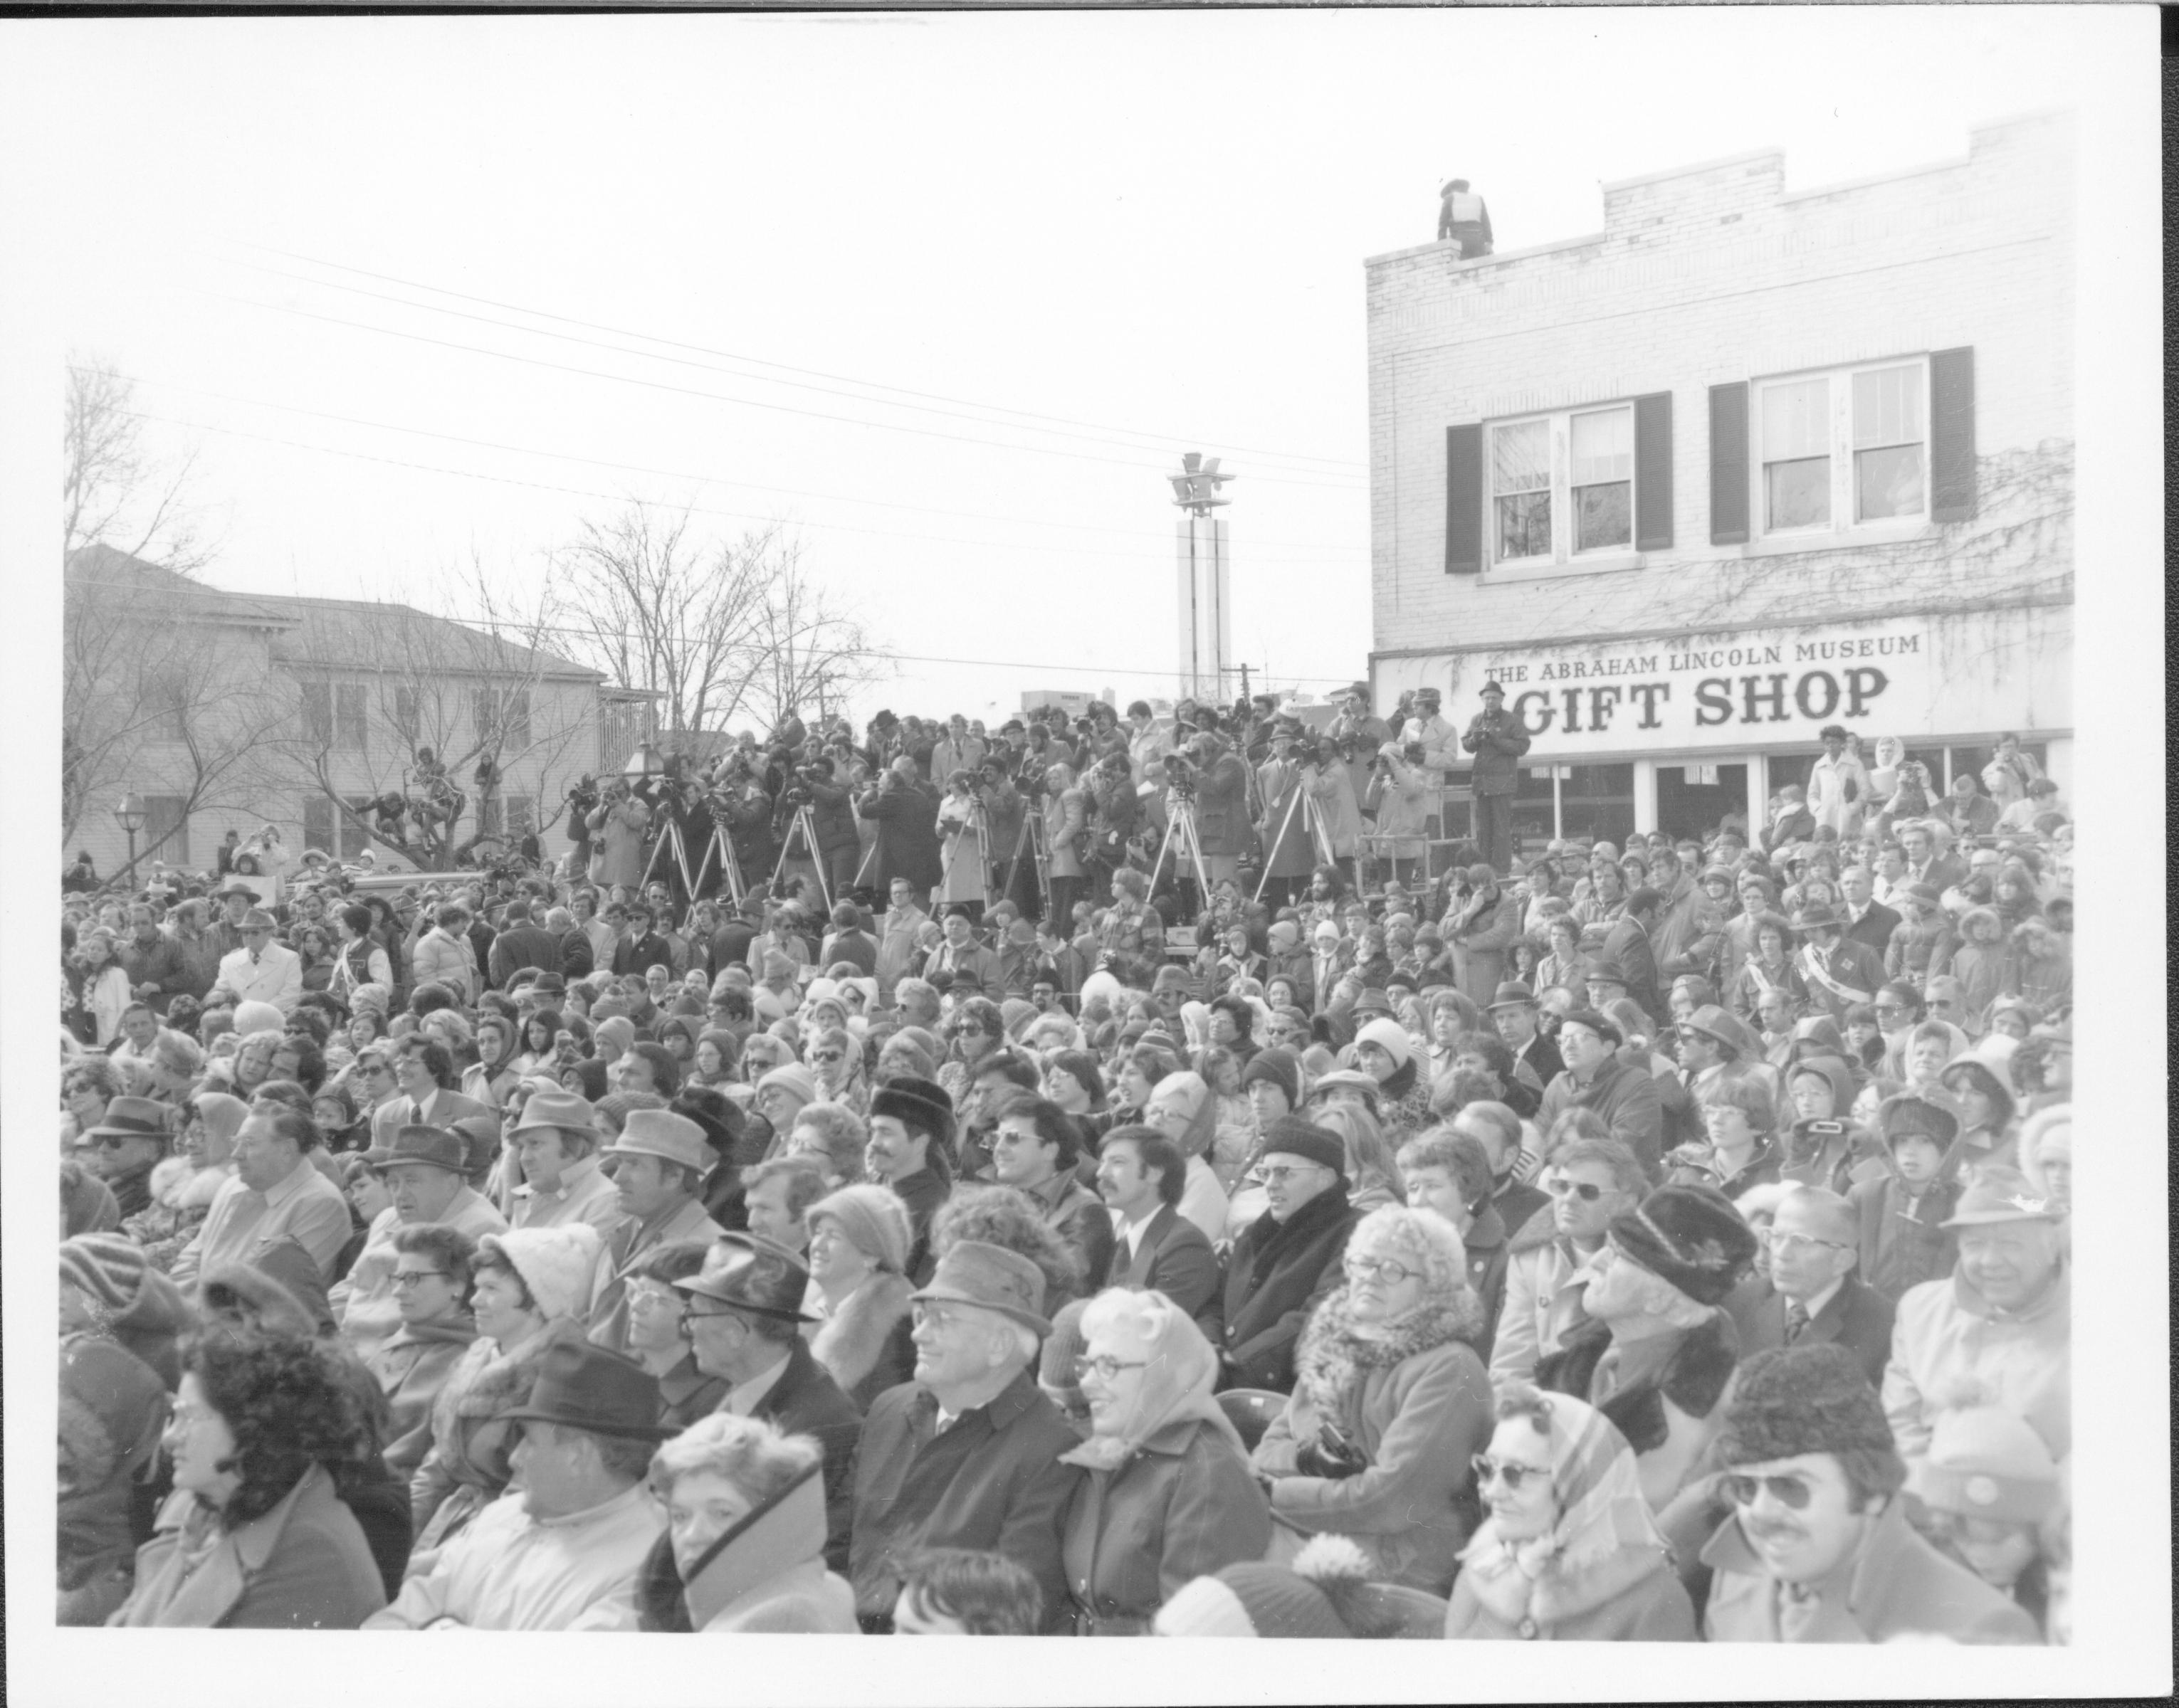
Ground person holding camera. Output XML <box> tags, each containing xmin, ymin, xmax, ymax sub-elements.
<box><xmin>585</xmin><ymin>780</ymin><xmax>651</xmax><ymax>900</ymax></box>
<box><xmin>1461</xmin><ymin>680</ymin><xmax>1532</xmax><ymax>876</ymax></box>
<box><xmin>858</xmin><ymin>757</ymin><xmax>943</xmax><ymax>906</ymax></box>
<box><xmin>1360</xmin><ymin>739</ymin><xmax>1431</xmax><ymax>889</ymax></box>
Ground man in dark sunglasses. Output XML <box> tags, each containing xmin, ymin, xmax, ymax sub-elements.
<box><xmin>1698</xmin><ymin>1343</ymin><xmax>2039</xmax><ymax>1645</ymax></box>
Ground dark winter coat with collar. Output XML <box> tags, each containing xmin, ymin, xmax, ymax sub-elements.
<box><xmin>1536</xmin><ymin>1310</ymin><xmax>1740</xmax><ymax>1512</ymax></box>
<box><xmin>1204</xmin><ymin>1184</ymin><xmax>1365</xmax><ymax>1393</ymax></box>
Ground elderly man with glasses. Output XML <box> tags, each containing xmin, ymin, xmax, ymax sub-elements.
<box><xmin>1732</xmin><ymin>1186</ymin><xmax>1896</xmax><ymax>1388</ymax></box>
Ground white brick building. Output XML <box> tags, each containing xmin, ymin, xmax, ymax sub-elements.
<box><xmin>1365</xmin><ymin>111</ymin><xmax>2074</xmax><ymax>847</ymax></box>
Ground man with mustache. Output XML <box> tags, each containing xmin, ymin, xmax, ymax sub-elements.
<box><xmin>1698</xmin><ymin>1343</ymin><xmax>2039</xmax><ymax>1643</ymax></box>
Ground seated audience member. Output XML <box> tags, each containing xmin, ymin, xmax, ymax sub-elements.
<box><xmin>1490</xmin><ymin>1137</ymin><xmax>1646</xmax><ymax>1388</ymax></box>
<box><xmin>1094</xmin><ymin>1127</ymin><xmax>1219</xmax><ymax>1319</ymax></box>
<box><xmin>1697</xmin><ymin>1344</ymin><xmax>2040</xmax><ymax>1643</ymax></box>
<box><xmin>623</xmin><ymin>1239</ymin><xmax>728</xmax><ymax>1431</ymax></box>
<box><xmin>1151</xmin><ymin>1534</ymin><xmax>1412</xmax><ymax>1639</ymax></box>
<box><xmin>370</xmin><ymin>1339</ymin><xmax>666</xmax><ymax>1630</ymax></box>
<box><xmin>626</xmin><ymin>1412</ymin><xmax>858</xmax><ymax>1633</ymax></box>
<box><xmin>806</xmin><ymin>1185</ymin><xmax>919</xmax><ymax>1410</ymax></box>
<box><xmin>891</xmin><ymin>1546</ymin><xmax>1045</xmax><ymax>1636</ymax></box>
<box><xmin>1733</xmin><ymin>1186</ymin><xmax>1897</xmax><ymax>1388</ymax></box>
<box><xmin>1915</xmin><ymin>1405</ymin><xmax>2068</xmax><ymax>1643</ymax></box>
<box><xmin>366</xmin><ymin>1224</ymin><xmax>481</xmax><ymax>1479</ymax></box>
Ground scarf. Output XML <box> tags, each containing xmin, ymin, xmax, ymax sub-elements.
<box><xmin>1456</xmin><ymin>1391</ymin><xmax>1672</xmax><ymax>1631</ymax></box>
<box><xmin>1294</xmin><ymin>1282</ymin><xmax>1485</xmax><ymax>1430</ymax></box>
<box><xmin>1058</xmin><ymin>1300</ymin><xmax>1242</xmax><ymax>1472</ymax></box>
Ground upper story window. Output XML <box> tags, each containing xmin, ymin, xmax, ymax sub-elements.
<box><xmin>1758</xmin><ymin>358</ymin><xmax>1928</xmax><ymax>536</ymax></box>
<box><xmin>1491</xmin><ymin>402</ymin><xmax>1637</xmax><ymax>568</ymax></box>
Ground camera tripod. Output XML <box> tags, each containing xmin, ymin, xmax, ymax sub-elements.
<box><xmin>770</xmin><ymin>802</ymin><xmax>834</xmax><ymax>914</ymax></box>
<box><xmin>640</xmin><ymin>815</ymin><xmax>696</xmax><ymax>897</ymax></box>
<box><xmin>1004</xmin><ymin>799</ymin><xmax>1052</xmax><ymax>915</ymax></box>
<box><xmin>1148</xmin><ymin>796</ymin><xmax>1214</xmax><ymax>907</ymax></box>
<box><xmin>941</xmin><ymin>803</ymin><xmax>994</xmax><ymax>907</ymax></box>
<box><xmin>1252</xmin><ymin>769</ymin><xmax>1345</xmax><ymax>905</ymax></box>
<box><xmin>691</xmin><ymin>824</ymin><xmax>748</xmax><ymax>910</ymax></box>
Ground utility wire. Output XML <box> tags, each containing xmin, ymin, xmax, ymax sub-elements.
<box><xmin>222</xmin><ymin>240</ymin><xmax>1369</xmax><ymax>475</ymax></box>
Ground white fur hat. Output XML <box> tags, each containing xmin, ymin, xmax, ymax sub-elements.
<box><xmin>478</xmin><ymin>1223</ymin><xmax>604</xmax><ymax>1323</ymax></box>
<box><xmin>232</xmin><ymin>1000</ymin><xmax>285</xmax><ymax>1038</ymax></box>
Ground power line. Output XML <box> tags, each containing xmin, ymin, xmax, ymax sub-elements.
<box><xmin>121</xmin><ymin>406</ymin><xmax>1369</xmax><ymax>569</ymax></box>
<box><xmin>222</xmin><ymin>240</ymin><xmax>1370</xmax><ymax>476</ymax></box>
<box><xmin>194</xmin><ymin>287</ymin><xmax>1373</xmax><ymax>495</ymax></box>
<box><xmin>101</xmin><ymin>367</ymin><xmax>1367</xmax><ymax>558</ymax></box>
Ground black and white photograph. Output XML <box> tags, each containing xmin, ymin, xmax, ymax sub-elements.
<box><xmin>1</xmin><ymin>5</ymin><xmax>2163</xmax><ymax>1704</ymax></box>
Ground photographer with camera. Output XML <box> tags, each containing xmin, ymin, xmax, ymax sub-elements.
<box><xmin>1361</xmin><ymin>737</ymin><xmax>1432</xmax><ymax>890</ymax></box>
<box><xmin>782</xmin><ymin>754</ymin><xmax>861</xmax><ymax>901</ymax></box>
<box><xmin>705</xmin><ymin>752</ymin><xmax>779</xmax><ymax>892</ymax></box>
<box><xmin>1461</xmin><ymin>679</ymin><xmax>1532</xmax><ymax>875</ymax></box>
<box><xmin>977</xmin><ymin>754</ymin><xmax>1034</xmax><ymax>920</ymax></box>
<box><xmin>557</xmin><ymin>774</ymin><xmax>600</xmax><ymax>879</ymax></box>
<box><xmin>584</xmin><ymin>776</ymin><xmax>651</xmax><ymax>900</ymax></box>
<box><xmin>1254</xmin><ymin>719</ymin><xmax>1316</xmax><ymax>907</ymax></box>
<box><xmin>856</xmin><ymin>754</ymin><xmax>943</xmax><ymax>907</ymax></box>
<box><xmin>1041</xmin><ymin>759</ymin><xmax>1091</xmax><ymax>929</ymax></box>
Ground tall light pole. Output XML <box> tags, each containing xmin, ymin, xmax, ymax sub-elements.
<box><xmin>1170</xmin><ymin>453</ymin><xmax>1236</xmax><ymax>706</ymax></box>
<box><xmin>115</xmin><ymin>792</ymin><xmax>147</xmax><ymax>883</ymax></box>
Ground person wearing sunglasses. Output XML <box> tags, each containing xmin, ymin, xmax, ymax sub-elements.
<box><xmin>1054</xmin><ymin>1287</ymin><xmax>1270</xmax><ymax>1634</ymax></box>
<box><xmin>1697</xmin><ymin>1343</ymin><xmax>2039</xmax><ymax>1644</ymax></box>
<box><xmin>1249</xmin><ymin>1203</ymin><xmax>1491</xmax><ymax>1595</ymax></box>
<box><xmin>1446</xmin><ymin>1385</ymin><xmax>1695</xmax><ymax>1641</ymax></box>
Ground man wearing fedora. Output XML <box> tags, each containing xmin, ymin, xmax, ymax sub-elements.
<box><xmin>506</xmin><ymin>1090</ymin><xmax>627</xmax><ymax>1238</ymax></box>
<box><xmin>676</xmin><ymin>1233</ymin><xmax>863</xmax><ymax>1569</ymax></box>
<box><xmin>206</xmin><ymin>875</ymin><xmax>260</xmax><ymax>963</ymax></box>
<box><xmin>367</xmin><ymin>1339</ymin><xmax>668</xmax><ymax>1630</ymax></box>
<box><xmin>334</xmin><ymin>1124</ymin><xmax>509</xmax><ymax>1361</ymax></box>
<box><xmin>1460</xmin><ymin>678</ymin><xmax>1530</xmax><ymax>875</ymax></box>
<box><xmin>587</xmin><ymin>1109</ymin><xmax>725</xmax><ymax>1354</ymax></box>
<box><xmin>206</xmin><ymin>908</ymin><xmax>303</xmax><ymax>1018</ymax></box>
<box><xmin>1698</xmin><ymin>1343</ymin><xmax>2038</xmax><ymax>1643</ymax></box>
<box><xmin>1791</xmin><ymin>902</ymin><xmax>1886</xmax><ymax>1025</ymax></box>
<box><xmin>1880</xmin><ymin>1165</ymin><xmax>2069</xmax><ymax>1473</ymax></box>
<box><xmin>1488</xmin><ymin>980</ymin><xmax>1564</xmax><ymax>1088</ymax></box>
<box><xmin>849</xmin><ymin>1240</ymin><xmax>1080</xmax><ymax>1633</ymax></box>
<box><xmin>80</xmin><ymin>1096</ymin><xmax>172</xmax><ymax>1221</ymax></box>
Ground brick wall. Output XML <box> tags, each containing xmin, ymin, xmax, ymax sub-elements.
<box><xmin>1367</xmin><ymin>111</ymin><xmax>2076</xmax><ymax>662</ymax></box>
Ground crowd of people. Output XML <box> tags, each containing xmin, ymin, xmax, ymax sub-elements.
<box><xmin>56</xmin><ymin>687</ymin><xmax>2074</xmax><ymax>1643</ymax></box>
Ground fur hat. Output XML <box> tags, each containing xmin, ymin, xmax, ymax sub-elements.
<box><xmin>1916</xmin><ymin>1405</ymin><xmax>2060</xmax><ymax>1525</ymax></box>
<box><xmin>869</xmin><ymin>1075</ymin><xmax>955</xmax><ymax>1146</ymax></box>
<box><xmin>1607</xmin><ymin>1184</ymin><xmax>1758</xmax><ymax>1307</ymax></box>
<box><xmin>478</xmin><ymin>1224</ymin><xmax>604</xmax><ymax>1324</ymax></box>
<box><xmin>809</xmin><ymin>1184</ymin><xmax>913</xmax><ymax>1276</ymax></box>
<box><xmin>1257</xmin><ymin>1114</ymin><xmax>1346</xmax><ymax>1179</ymax></box>
<box><xmin>1717</xmin><ymin>1343</ymin><xmax>1894</xmax><ymax>1465</ymax></box>
<box><xmin>231</xmin><ymin>1000</ymin><xmax>285</xmax><ymax>1038</ymax></box>
<box><xmin>756</xmin><ymin>1063</ymin><xmax>819</xmax><ymax>1108</ymax></box>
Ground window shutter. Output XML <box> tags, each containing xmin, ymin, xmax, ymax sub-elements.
<box><xmin>1634</xmin><ymin>391</ymin><xmax>1674</xmax><ymax>552</ymax></box>
<box><xmin>1708</xmin><ymin>382</ymin><xmax>1750</xmax><ymax>545</ymax></box>
<box><xmin>301</xmin><ymin>680</ymin><xmax>333</xmax><ymax>746</ymax></box>
<box><xmin>1930</xmin><ymin>347</ymin><xmax>1976</xmax><ymax>522</ymax></box>
<box><xmin>303</xmin><ymin>796</ymin><xmax>334</xmax><ymax>853</ymax></box>
<box><xmin>1444</xmin><ymin>424</ymin><xmax>1484</xmax><ymax>574</ymax></box>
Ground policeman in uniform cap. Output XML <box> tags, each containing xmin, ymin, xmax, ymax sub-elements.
<box><xmin>1462</xmin><ymin>680</ymin><xmax>1531</xmax><ymax>876</ymax></box>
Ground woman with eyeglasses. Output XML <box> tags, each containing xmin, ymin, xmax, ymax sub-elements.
<box><xmin>1444</xmin><ymin>1384</ymin><xmax>1696</xmax><ymax>1640</ymax></box>
<box><xmin>365</xmin><ymin>1223</ymin><xmax>480</xmax><ymax>1480</ymax></box>
<box><xmin>1054</xmin><ymin>1288</ymin><xmax>1271</xmax><ymax>1635</ymax></box>
<box><xmin>1251</xmin><ymin>1205</ymin><xmax>1491</xmax><ymax>1595</ymax></box>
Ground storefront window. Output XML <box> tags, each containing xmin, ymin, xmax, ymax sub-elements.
<box><xmin>1509</xmin><ymin>764</ymin><xmax>1633</xmax><ymax>848</ymax></box>
<box><xmin>1656</xmin><ymin>763</ymin><xmax>1748</xmax><ymax>843</ymax></box>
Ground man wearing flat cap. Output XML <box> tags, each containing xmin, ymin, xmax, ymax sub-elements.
<box><xmin>1459</xmin><ymin>678</ymin><xmax>1530</xmax><ymax>875</ymax></box>
<box><xmin>1537</xmin><ymin>1181</ymin><xmax>1758</xmax><ymax>1512</ymax></box>
<box><xmin>1202</xmin><ymin>1116</ymin><xmax>1364</xmax><ymax>1395</ymax></box>
<box><xmin>678</xmin><ymin>1233</ymin><xmax>863</xmax><ymax>1570</ymax></box>
<box><xmin>367</xmin><ymin>1339</ymin><xmax>668</xmax><ymax>1630</ymax></box>
<box><xmin>207</xmin><ymin>908</ymin><xmax>304</xmax><ymax>1017</ymax></box>
<box><xmin>1698</xmin><ymin>1344</ymin><xmax>2039</xmax><ymax>1643</ymax></box>
<box><xmin>1880</xmin><ymin>1166</ymin><xmax>2070</xmax><ymax>1472</ymax></box>
<box><xmin>586</xmin><ymin>1109</ymin><xmax>726</xmax><ymax>1354</ymax></box>
<box><xmin>507</xmin><ymin>1090</ymin><xmax>627</xmax><ymax>1239</ymax></box>
<box><xmin>335</xmin><ymin>1123</ymin><xmax>509</xmax><ymax>1360</ymax></box>
<box><xmin>849</xmin><ymin>1240</ymin><xmax>1081</xmax><ymax>1633</ymax></box>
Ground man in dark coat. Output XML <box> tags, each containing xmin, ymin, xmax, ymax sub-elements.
<box><xmin>1733</xmin><ymin>1185</ymin><xmax>1897</xmax><ymax>1390</ymax></box>
<box><xmin>1535</xmin><ymin>1009</ymin><xmax>1666</xmax><ymax>1179</ymax></box>
<box><xmin>1204</xmin><ymin>1117</ymin><xmax>1363</xmax><ymax>1393</ymax></box>
<box><xmin>859</xmin><ymin>761</ymin><xmax>945</xmax><ymax>899</ymax></box>
<box><xmin>675</xmin><ymin>1233</ymin><xmax>864</xmax><ymax>1571</ymax></box>
<box><xmin>485</xmin><ymin>901</ymin><xmax>562</xmax><ymax>990</ymax></box>
<box><xmin>1600</xmin><ymin>887</ymin><xmax>1666</xmax><ymax>1028</ymax></box>
<box><xmin>1095</xmin><ymin>1128</ymin><xmax>1219</xmax><ymax>1319</ymax></box>
<box><xmin>1460</xmin><ymin>679</ymin><xmax>1530</xmax><ymax>875</ymax></box>
<box><xmin>1838</xmin><ymin>865</ymin><xmax>1901</xmax><ymax>958</ymax></box>
<box><xmin>849</xmin><ymin>1242</ymin><xmax>1081</xmax><ymax>1632</ymax></box>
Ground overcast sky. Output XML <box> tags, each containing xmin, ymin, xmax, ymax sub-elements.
<box><xmin>14</xmin><ymin>8</ymin><xmax>2139</xmax><ymax>731</ymax></box>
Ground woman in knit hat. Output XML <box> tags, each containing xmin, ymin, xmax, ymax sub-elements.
<box><xmin>1349</xmin><ymin>1016</ymin><xmax>1435</xmax><ymax>1146</ymax></box>
<box><xmin>1055</xmin><ymin>1288</ymin><xmax>1271</xmax><ymax>1634</ymax></box>
<box><xmin>1252</xmin><ymin>1204</ymin><xmax>1493</xmax><ymax>1595</ymax></box>
<box><xmin>58</xmin><ymin>1285</ymin><xmax>173</xmax><ymax>1623</ymax></box>
<box><xmin>804</xmin><ymin>1184</ymin><xmax>918</xmax><ymax>1410</ymax></box>
<box><xmin>407</xmin><ymin>1223</ymin><xmax>599</xmax><ymax>1553</ymax></box>
<box><xmin>1445</xmin><ymin>1384</ymin><xmax>1696</xmax><ymax>1641</ymax></box>
<box><xmin>1152</xmin><ymin>1533</ymin><xmax>1415</xmax><ymax>1638</ymax></box>
<box><xmin>1915</xmin><ymin>1402</ymin><xmax>2065</xmax><ymax>1640</ymax></box>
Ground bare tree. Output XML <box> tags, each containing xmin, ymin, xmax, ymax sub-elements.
<box><xmin>63</xmin><ymin>356</ymin><xmax>215</xmax><ymax>574</ymax></box>
<box><xmin>553</xmin><ymin>498</ymin><xmax>883</xmax><ymax>743</ymax></box>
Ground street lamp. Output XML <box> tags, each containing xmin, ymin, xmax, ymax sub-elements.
<box><xmin>621</xmin><ymin>742</ymin><xmax>665</xmax><ymax>781</ymax></box>
<box><xmin>115</xmin><ymin>792</ymin><xmax>147</xmax><ymax>880</ymax></box>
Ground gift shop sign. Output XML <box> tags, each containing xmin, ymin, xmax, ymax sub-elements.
<box><xmin>1418</xmin><ymin>623</ymin><xmax>1937</xmax><ymax>757</ymax></box>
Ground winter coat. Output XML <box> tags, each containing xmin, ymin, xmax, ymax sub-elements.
<box><xmin>367</xmin><ymin>1317</ymin><xmax>479</xmax><ymax>1480</ymax></box>
<box><xmin>59</xmin><ymin>1334</ymin><xmax>170</xmax><ymax>1625</ymax></box>
<box><xmin>1449</xmin><ymin>890</ymin><xmax>1523</xmax><ymax>1009</ymax></box>
<box><xmin>587</xmin><ymin>798</ymin><xmax>651</xmax><ymax>891</ymax></box>
<box><xmin>861</xmin><ymin>781</ymin><xmax>945</xmax><ymax>894</ymax></box>
<box><xmin>1848</xmin><ymin>1172</ymin><xmax>1960</xmax><ymax>1304</ymax></box>
<box><xmin>408</xmin><ymin>1323</ymin><xmax>566</xmax><ymax>1550</ymax></box>
<box><xmin>1059</xmin><ymin>1415</ymin><xmax>1271</xmax><ymax>1634</ymax></box>
<box><xmin>111</xmin><ymin>1463</ymin><xmax>386</xmax><ymax>1629</ymax></box>
<box><xmin>1488</xmin><ymin>1206</ymin><xmax>1600</xmax><ymax>1386</ymax></box>
<box><xmin>1306</xmin><ymin>760</ymin><xmax>1363</xmax><ymax>859</ymax></box>
<box><xmin>1461</xmin><ymin>709</ymin><xmax>1531</xmax><ymax>796</ymax></box>
<box><xmin>745</xmin><ymin>1338</ymin><xmax>868</xmax><ymax>1574</ymax></box>
<box><xmin>1194</xmin><ymin>752</ymin><xmax>1254</xmax><ymax>857</ymax></box>
<box><xmin>1204</xmin><ymin>1185</ymin><xmax>1364</xmax><ymax>1393</ymax></box>
<box><xmin>1362</xmin><ymin>754</ymin><xmax>1432</xmax><ymax>855</ymax></box>
<box><xmin>1535</xmin><ymin>1055</ymin><xmax>1666</xmax><ymax>1179</ymax></box>
<box><xmin>810</xmin><ymin>1272</ymin><xmax>918</xmax><ymax>1413</ymax></box>
<box><xmin>1253</xmin><ymin>1285</ymin><xmax>1493</xmax><ymax>1594</ymax></box>
<box><xmin>1536</xmin><ymin>1312</ymin><xmax>1740</xmax><ymax>1513</ymax></box>
<box><xmin>1882</xmin><ymin>1270</ymin><xmax>2070</xmax><ymax>1467</ymax></box>
<box><xmin>1445</xmin><ymin>1539</ymin><xmax>1695</xmax><ymax>1641</ymax></box>
<box><xmin>1700</xmin><ymin>1496</ymin><xmax>2039</xmax><ymax>1643</ymax></box>
<box><xmin>1256</xmin><ymin>758</ymin><xmax>1314</xmax><ymax>879</ymax></box>
<box><xmin>631</xmin><ymin>1465</ymin><xmax>856</xmax><ymax>1633</ymax></box>
<box><xmin>1045</xmin><ymin>786</ymin><xmax>1089</xmax><ymax>879</ymax></box>
<box><xmin>1732</xmin><ymin>1274</ymin><xmax>1897</xmax><ymax>1389</ymax></box>
<box><xmin>850</xmin><ymin>1369</ymin><xmax>1084</xmax><ymax>1628</ymax></box>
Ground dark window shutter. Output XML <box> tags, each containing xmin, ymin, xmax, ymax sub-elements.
<box><xmin>1930</xmin><ymin>347</ymin><xmax>1976</xmax><ymax>522</ymax></box>
<box><xmin>1445</xmin><ymin>423</ymin><xmax>1484</xmax><ymax>574</ymax></box>
<box><xmin>1708</xmin><ymin>382</ymin><xmax>1749</xmax><ymax>545</ymax></box>
<box><xmin>1634</xmin><ymin>391</ymin><xmax>1674</xmax><ymax>552</ymax></box>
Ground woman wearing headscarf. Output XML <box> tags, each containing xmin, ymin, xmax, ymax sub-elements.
<box><xmin>807</xmin><ymin>1024</ymin><xmax>870</xmax><ymax>1118</ymax></box>
<box><xmin>1251</xmin><ymin>1205</ymin><xmax>1493</xmax><ymax>1595</ymax></box>
<box><xmin>1938</xmin><ymin>1052</ymin><xmax>2020</xmax><ymax>1184</ymax></box>
<box><xmin>1446</xmin><ymin>1383</ymin><xmax>1696</xmax><ymax>1640</ymax></box>
<box><xmin>1056</xmin><ymin>1288</ymin><xmax>1272</xmax><ymax>1635</ymax></box>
